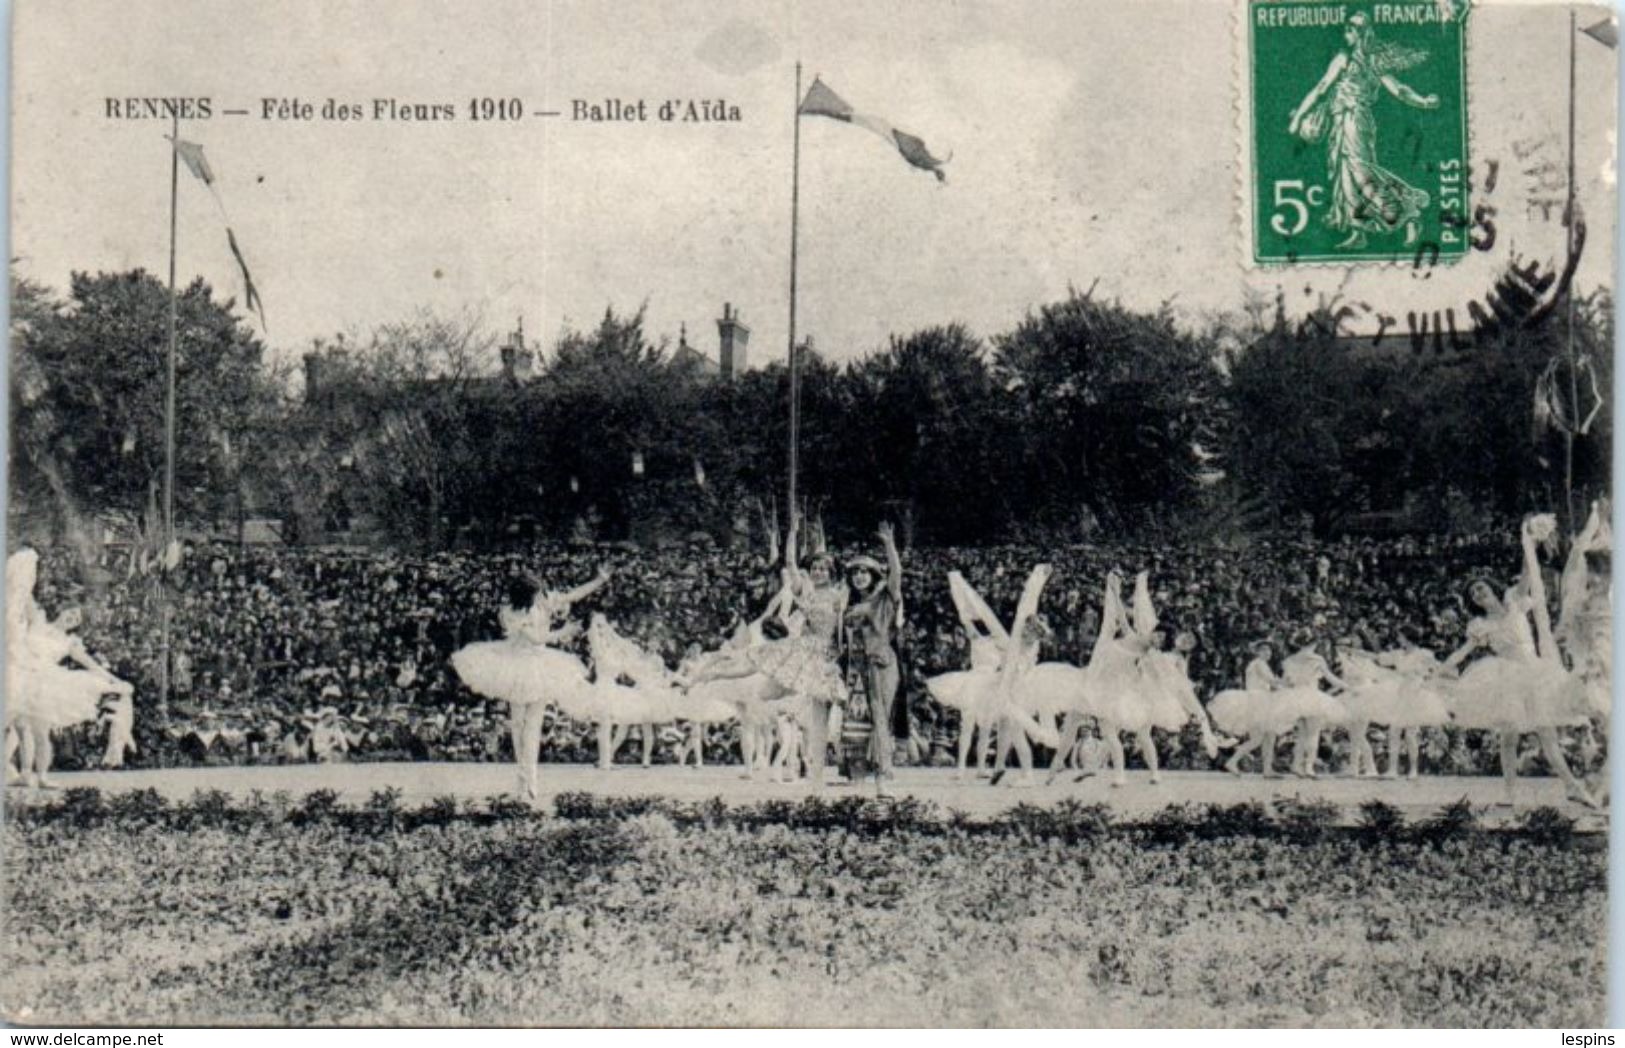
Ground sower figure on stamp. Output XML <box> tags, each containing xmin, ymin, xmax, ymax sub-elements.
<box><xmin>843</xmin><ymin>522</ymin><xmax>905</xmax><ymax>795</ymax></box>
<box><xmin>1287</xmin><ymin>10</ymin><xmax>1439</xmax><ymax>250</ymax></box>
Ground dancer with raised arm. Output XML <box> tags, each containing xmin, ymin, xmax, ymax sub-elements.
<box><xmin>449</xmin><ymin>565</ymin><xmax>610</xmax><ymax>800</ymax></box>
<box><xmin>687</xmin><ymin>518</ymin><xmax>847</xmax><ymax>783</ymax></box>
<box><xmin>843</xmin><ymin>522</ymin><xmax>905</xmax><ymax>789</ymax></box>
<box><xmin>1443</xmin><ymin>514</ymin><xmax>1594</xmax><ymax>807</ymax></box>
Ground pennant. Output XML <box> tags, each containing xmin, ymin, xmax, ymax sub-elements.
<box><xmin>170</xmin><ymin>137</ymin><xmax>216</xmax><ymax>185</ymax></box>
<box><xmin>799</xmin><ymin>77</ymin><xmax>949</xmax><ymax>183</ymax></box>
<box><xmin>169</xmin><ymin>134</ymin><xmax>267</xmax><ymax>330</ymax></box>
<box><xmin>1582</xmin><ymin>18</ymin><xmax>1618</xmax><ymax>49</ymax></box>
<box><xmin>226</xmin><ymin>227</ymin><xmax>266</xmax><ymax>328</ymax></box>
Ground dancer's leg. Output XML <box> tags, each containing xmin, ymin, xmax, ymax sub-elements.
<box><xmin>1047</xmin><ymin>713</ymin><xmax>1084</xmax><ymax>784</ymax></box>
<box><xmin>4</xmin><ymin>724</ymin><xmax>20</xmax><ymax>784</ymax></box>
<box><xmin>1537</xmin><ymin>726</ymin><xmax>1594</xmax><ymax>806</ymax></box>
<box><xmin>1350</xmin><ymin>722</ymin><xmax>1375</xmax><ymax>777</ymax></box>
<box><xmin>1293</xmin><ymin>719</ymin><xmax>1322</xmax><ymax>778</ymax></box>
<box><xmin>640</xmin><ymin>723</ymin><xmax>654</xmax><ymax>768</ymax></box>
<box><xmin>1405</xmin><ymin>728</ymin><xmax>1421</xmax><ymax>780</ymax></box>
<box><xmin>1225</xmin><ymin>735</ymin><xmax>1259</xmax><ymax>776</ymax></box>
<box><xmin>870</xmin><ymin>660</ymin><xmax>900</xmax><ymax>779</ymax></box>
<box><xmin>1003</xmin><ymin>715</ymin><xmax>1035</xmax><ymax>787</ymax></box>
<box><xmin>1137</xmin><ymin>729</ymin><xmax>1161</xmax><ymax>785</ymax></box>
<box><xmin>955</xmin><ymin>715</ymin><xmax>976</xmax><ymax>781</ymax></box>
<box><xmin>800</xmin><ymin>699</ymin><xmax>828</xmax><ymax>786</ymax></box>
<box><xmin>598</xmin><ymin>721</ymin><xmax>619</xmax><ymax>770</ymax></box>
<box><xmin>1261</xmin><ymin>732</ymin><xmax>1281</xmax><ymax>778</ymax></box>
<box><xmin>28</xmin><ymin>722</ymin><xmax>55</xmax><ymax>788</ymax></box>
<box><xmin>18</xmin><ymin>722</ymin><xmax>40</xmax><ymax>786</ymax></box>
<box><xmin>1499</xmin><ymin>730</ymin><xmax>1519</xmax><ymax>806</ymax></box>
<box><xmin>516</xmin><ymin>703</ymin><xmax>545</xmax><ymax>800</ymax></box>
<box><xmin>1104</xmin><ymin>725</ymin><xmax>1127</xmax><ymax>787</ymax></box>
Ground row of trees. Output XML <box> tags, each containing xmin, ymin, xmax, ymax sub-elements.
<box><xmin>8</xmin><ymin>266</ymin><xmax>1613</xmax><ymax>551</ymax></box>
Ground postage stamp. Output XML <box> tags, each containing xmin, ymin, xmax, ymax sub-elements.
<box><xmin>1243</xmin><ymin>0</ymin><xmax>1472</xmax><ymax>264</ymax></box>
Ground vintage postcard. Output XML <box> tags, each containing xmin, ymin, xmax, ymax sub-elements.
<box><xmin>4</xmin><ymin>0</ymin><xmax>1618</xmax><ymax>1030</ymax></box>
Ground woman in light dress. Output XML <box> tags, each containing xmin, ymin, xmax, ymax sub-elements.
<box><xmin>1442</xmin><ymin>514</ymin><xmax>1594</xmax><ymax>806</ymax></box>
<box><xmin>1288</xmin><ymin>11</ymin><xmax>1439</xmax><ymax>250</ymax></box>
<box><xmin>449</xmin><ymin>566</ymin><xmax>611</xmax><ymax>799</ymax></box>
<box><xmin>5</xmin><ymin>548</ymin><xmax>133</xmax><ymax>788</ymax></box>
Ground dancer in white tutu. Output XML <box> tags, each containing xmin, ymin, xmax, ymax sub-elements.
<box><xmin>1072</xmin><ymin>571</ymin><xmax>1215</xmax><ymax>786</ymax></box>
<box><xmin>925</xmin><ymin>570</ymin><xmax>1016</xmax><ymax>778</ymax></box>
<box><xmin>1211</xmin><ymin>638</ymin><xmax>1339</xmax><ymax>777</ymax></box>
<box><xmin>449</xmin><ymin>566</ymin><xmax>610</xmax><ymax>799</ymax></box>
<box><xmin>1556</xmin><ymin>499</ymin><xmax>1612</xmax><ymax>722</ymax></box>
<box><xmin>5</xmin><ymin>549</ymin><xmax>133</xmax><ymax>788</ymax></box>
<box><xmin>1128</xmin><ymin>576</ymin><xmax>1220</xmax><ymax>766</ymax></box>
<box><xmin>1442</xmin><ymin>514</ymin><xmax>1594</xmax><ymax>806</ymax></box>
<box><xmin>687</xmin><ymin>521</ymin><xmax>847</xmax><ymax>783</ymax></box>
<box><xmin>1374</xmin><ymin>641</ymin><xmax>1450</xmax><ymax>779</ymax></box>
<box><xmin>584</xmin><ymin>613</ymin><xmax>684</xmax><ymax>769</ymax></box>
<box><xmin>1277</xmin><ymin>642</ymin><xmax>1351</xmax><ymax>778</ymax></box>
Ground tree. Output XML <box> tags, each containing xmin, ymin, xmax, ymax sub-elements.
<box><xmin>992</xmin><ymin>288</ymin><xmax>1224</xmax><ymax>539</ymax></box>
<box><xmin>835</xmin><ymin>324</ymin><xmax>1003</xmax><ymax>544</ymax></box>
<box><xmin>9</xmin><ymin>269</ymin><xmax>271</xmax><ymax>544</ymax></box>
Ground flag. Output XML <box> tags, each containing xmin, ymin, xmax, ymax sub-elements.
<box><xmin>799</xmin><ymin>77</ymin><xmax>949</xmax><ymax>183</ymax></box>
<box><xmin>169</xmin><ymin>136</ymin><xmax>216</xmax><ymax>185</ymax></box>
<box><xmin>171</xmin><ymin>136</ymin><xmax>267</xmax><ymax>329</ymax></box>
<box><xmin>1582</xmin><ymin>17</ymin><xmax>1618</xmax><ymax>49</ymax></box>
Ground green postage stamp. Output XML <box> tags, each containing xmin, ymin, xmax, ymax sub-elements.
<box><xmin>1243</xmin><ymin>0</ymin><xmax>1471</xmax><ymax>264</ymax></box>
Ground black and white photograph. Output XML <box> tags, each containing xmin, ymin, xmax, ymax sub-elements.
<box><xmin>2</xmin><ymin>0</ymin><xmax>1618</xmax><ymax>1029</ymax></box>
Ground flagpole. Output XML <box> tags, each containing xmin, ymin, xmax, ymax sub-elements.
<box><xmin>786</xmin><ymin>60</ymin><xmax>803</xmax><ymax>554</ymax></box>
<box><xmin>160</xmin><ymin>112</ymin><xmax>179</xmax><ymax>716</ymax></box>
<box><xmin>1563</xmin><ymin>8</ymin><xmax>1578</xmax><ymax>530</ymax></box>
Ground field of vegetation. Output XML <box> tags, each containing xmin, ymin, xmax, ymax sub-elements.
<box><xmin>1</xmin><ymin>789</ymin><xmax>1606</xmax><ymax>1027</ymax></box>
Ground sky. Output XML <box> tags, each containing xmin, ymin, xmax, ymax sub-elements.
<box><xmin>11</xmin><ymin>0</ymin><xmax>1619</xmax><ymax>372</ymax></box>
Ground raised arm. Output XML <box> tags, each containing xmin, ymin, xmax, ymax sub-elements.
<box><xmin>879</xmin><ymin>522</ymin><xmax>903</xmax><ymax>606</ymax></box>
<box><xmin>948</xmin><ymin>571</ymin><xmax>1011</xmax><ymax>647</ymax></box>
<box><xmin>1519</xmin><ymin>515</ymin><xmax>1559</xmax><ymax>663</ymax></box>
<box><xmin>557</xmin><ymin>565</ymin><xmax>613</xmax><ymax>608</ymax></box>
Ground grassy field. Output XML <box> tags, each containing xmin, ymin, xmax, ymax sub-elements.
<box><xmin>0</xmin><ymin>790</ymin><xmax>1607</xmax><ymax>1027</ymax></box>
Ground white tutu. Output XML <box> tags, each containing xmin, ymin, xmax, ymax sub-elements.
<box><xmin>926</xmin><ymin>666</ymin><xmax>998</xmax><ymax>715</ymax></box>
<box><xmin>580</xmin><ymin>680</ymin><xmax>682</xmax><ymax>725</ymax></box>
<box><xmin>1337</xmin><ymin>678</ymin><xmax>1407</xmax><ymax>725</ymax></box>
<box><xmin>1014</xmin><ymin>662</ymin><xmax>1087</xmax><ymax>722</ymax></box>
<box><xmin>1137</xmin><ymin>652</ymin><xmax>1198</xmax><ymax>731</ymax></box>
<box><xmin>1086</xmin><ymin>643</ymin><xmax>1184</xmax><ymax>733</ymax></box>
<box><xmin>1208</xmin><ymin>686</ymin><xmax>1345</xmax><ymax>737</ymax></box>
<box><xmin>7</xmin><ymin>660</ymin><xmax>121</xmax><ymax>728</ymax></box>
<box><xmin>1447</xmin><ymin>655</ymin><xmax>1587</xmax><ymax>731</ymax></box>
<box><xmin>928</xmin><ymin>663</ymin><xmax>1063</xmax><ymax>749</ymax></box>
<box><xmin>450</xmin><ymin>639</ymin><xmax>587</xmax><ymax>707</ymax></box>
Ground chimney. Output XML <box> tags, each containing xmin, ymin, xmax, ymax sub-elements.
<box><xmin>716</xmin><ymin>302</ymin><xmax>750</xmax><ymax>381</ymax></box>
<box><xmin>500</xmin><ymin>317</ymin><xmax>532</xmax><ymax>382</ymax></box>
<box><xmin>303</xmin><ymin>351</ymin><xmax>323</xmax><ymax>403</ymax></box>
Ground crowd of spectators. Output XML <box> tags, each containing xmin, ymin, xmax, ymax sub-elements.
<box><xmin>32</xmin><ymin>531</ymin><xmax>1535</xmax><ymax>773</ymax></box>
